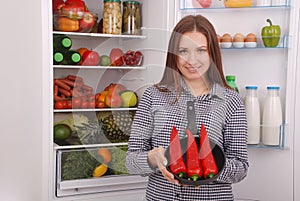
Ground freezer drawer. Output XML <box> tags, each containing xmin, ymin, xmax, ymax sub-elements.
<box><xmin>55</xmin><ymin>144</ymin><xmax>147</xmax><ymax>197</ymax></box>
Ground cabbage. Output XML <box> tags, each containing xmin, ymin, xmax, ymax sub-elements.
<box><xmin>54</xmin><ymin>114</ymin><xmax>89</xmax><ymax>131</ymax></box>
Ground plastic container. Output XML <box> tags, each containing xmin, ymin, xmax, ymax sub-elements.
<box><xmin>103</xmin><ymin>0</ymin><xmax>122</xmax><ymax>34</ymax></box>
<box><xmin>226</xmin><ymin>75</ymin><xmax>239</xmax><ymax>92</ymax></box>
<box><xmin>122</xmin><ymin>1</ymin><xmax>141</xmax><ymax>35</ymax></box>
<box><xmin>262</xmin><ymin>86</ymin><xmax>282</xmax><ymax>146</ymax></box>
<box><xmin>244</xmin><ymin>86</ymin><xmax>261</xmax><ymax>145</ymax></box>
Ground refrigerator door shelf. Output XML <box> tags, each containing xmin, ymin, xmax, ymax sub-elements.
<box><xmin>56</xmin><ymin>175</ymin><xmax>147</xmax><ymax>197</ymax></box>
<box><xmin>247</xmin><ymin>123</ymin><xmax>287</xmax><ymax>149</ymax></box>
<box><xmin>56</xmin><ymin>146</ymin><xmax>148</xmax><ymax>197</ymax></box>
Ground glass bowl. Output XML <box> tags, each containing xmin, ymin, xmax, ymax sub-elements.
<box><xmin>53</xmin><ymin>11</ymin><xmax>97</xmax><ymax>33</ymax></box>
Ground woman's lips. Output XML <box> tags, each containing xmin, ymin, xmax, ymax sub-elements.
<box><xmin>186</xmin><ymin>66</ymin><xmax>200</xmax><ymax>73</ymax></box>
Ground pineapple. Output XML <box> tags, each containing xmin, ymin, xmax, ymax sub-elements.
<box><xmin>100</xmin><ymin>111</ymin><xmax>135</xmax><ymax>142</ymax></box>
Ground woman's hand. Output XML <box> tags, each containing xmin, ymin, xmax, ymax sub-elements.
<box><xmin>148</xmin><ymin>146</ymin><xmax>179</xmax><ymax>185</ymax></box>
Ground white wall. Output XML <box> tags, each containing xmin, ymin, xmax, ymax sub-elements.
<box><xmin>0</xmin><ymin>1</ymin><xmax>43</xmax><ymax>201</ymax></box>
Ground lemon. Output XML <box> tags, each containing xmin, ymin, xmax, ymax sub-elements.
<box><xmin>120</xmin><ymin>90</ymin><xmax>137</xmax><ymax>107</ymax></box>
<box><xmin>93</xmin><ymin>164</ymin><xmax>108</xmax><ymax>177</ymax></box>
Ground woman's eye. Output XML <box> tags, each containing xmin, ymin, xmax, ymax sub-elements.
<box><xmin>178</xmin><ymin>49</ymin><xmax>188</xmax><ymax>55</ymax></box>
<box><xmin>197</xmin><ymin>48</ymin><xmax>207</xmax><ymax>53</ymax></box>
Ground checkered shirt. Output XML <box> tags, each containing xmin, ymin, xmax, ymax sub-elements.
<box><xmin>126</xmin><ymin>83</ymin><xmax>249</xmax><ymax>201</ymax></box>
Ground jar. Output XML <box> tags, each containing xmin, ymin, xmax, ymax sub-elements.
<box><xmin>122</xmin><ymin>1</ymin><xmax>141</xmax><ymax>35</ymax></box>
<box><xmin>103</xmin><ymin>0</ymin><xmax>122</xmax><ymax>34</ymax></box>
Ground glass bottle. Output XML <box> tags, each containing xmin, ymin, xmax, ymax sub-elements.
<box><xmin>244</xmin><ymin>86</ymin><xmax>260</xmax><ymax>145</ymax></box>
<box><xmin>226</xmin><ymin>75</ymin><xmax>239</xmax><ymax>92</ymax></box>
<box><xmin>61</xmin><ymin>50</ymin><xmax>81</xmax><ymax>65</ymax></box>
<box><xmin>122</xmin><ymin>1</ymin><xmax>141</xmax><ymax>35</ymax></box>
<box><xmin>262</xmin><ymin>86</ymin><xmax>283</xmax><ymax>146</ymax></box>
<box><xmin>103</xmin><ymin>0</ymin><xmax>122</xmax><ymax>34</ymax></box>
<box><xmin>53</xmin><ymin>34</ymin><xmax>72</xmax><ymax>52</ymax></box>
<box><xmin>53</xmin><ymin>52</ymin><xmax>64</xmax><ymax>65</ymax></box>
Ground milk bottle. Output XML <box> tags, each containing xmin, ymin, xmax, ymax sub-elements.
<box><xmin>244</xmin><ymin>86</ymin><xmax>260</xmax><ymax>144</ymax></box>
<box><xmin>262</xmin><ymin>86</ymin><xmax>282</xmax><ymax>146</ymax></box>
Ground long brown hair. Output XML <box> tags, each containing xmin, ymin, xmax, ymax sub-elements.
<box><xmin>156</xmin><ymin>15</ymin><xmax>228</xmax><ymax>96</ymax></box>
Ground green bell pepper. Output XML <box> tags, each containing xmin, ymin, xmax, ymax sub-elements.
<box><xmin>261</xmin><ymin>19</ymin><xmax>281</xmax><ymax>47</ymax></box>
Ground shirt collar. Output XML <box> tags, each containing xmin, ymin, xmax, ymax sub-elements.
<box><xmin>181</xmin><ymin>78</ymin><xmax>226</xmax><ymax>100</ymax></box>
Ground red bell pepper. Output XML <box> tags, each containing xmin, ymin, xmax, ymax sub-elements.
<box><xmin>169</xmin><ymin>126</ymin><xmax>186</xmax><ymax>178</ymax></box>
<box><xmin>186</xmin><ymin>129</ymin><xmax>203</xmax><ymax>181</ymax></box>
<box><xmin>199</xmin><ymin>123</ymin><xmax>218</xmax><ymax>179</ymax></box>
<box><xmin>52</xmin><ymin>0</ymin><xmax>65</xmax><ymax>12</ymax></box>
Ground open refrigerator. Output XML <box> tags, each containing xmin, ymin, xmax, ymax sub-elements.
<box><xmin>43</xmin><ymin>0</ymin><xmax>299</xmax><ymax>200</ymax></box>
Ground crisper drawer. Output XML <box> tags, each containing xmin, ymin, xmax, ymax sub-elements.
<box><xmin>55</xmin><ymin>144</ymin><xmax>148</xmax><ymax>197</ymax></box>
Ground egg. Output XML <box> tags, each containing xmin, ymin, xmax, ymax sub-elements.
<box><xmin>245</xmin><ymin>33</ymin><xmax>257</xmax><ymax>42</ymax></box>
<box><xmin>217</xmin><ymin>34</ymin><xmax>221</xmax><ymax>43</ymax></box>
<box><xmin>221</xmin><ymin>33</ymin><xmax>232</xmax><ymax>43</ymax></box>
<box><xmin>233</xmin><ymin>33</ymin><xmax>244</xmax><ymax>42</ymax></box>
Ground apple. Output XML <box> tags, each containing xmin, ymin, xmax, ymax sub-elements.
<box><xmin>82</xmin><ymin>50</ymin><xmax>100</xmax><ymax>66</ymax></box>
<box><xmin>199</xmin><ymin>0</ymin><xmax>212</xmax><ymax>8</ymax></box>
<box><xmin>109</xmin><ymin>48</ymin><xmax>124</xmax><ymax>66</ymax></box>
<box><xmin>105</xmin><ymin>91</ymin><xmax>123</xmax><ymax>108</ymax></box>
<box><xmin>79</xmin><ymin>12</ymin><xmax>96</xmax><ymax>32</ymax></box>
<box><xmin>104</xmin><ymin>83</ymin><xmax>127</xmax><ymax>94</ymax></box>
<box><xmin>120</xmin><ymin>90</ymin><xmax>138</xmax><ymax>107</ymax></box>
<box><xmin>99</xmin><ymin>55</ymin><xmax>111</xmax><ymax>66</ymax></box>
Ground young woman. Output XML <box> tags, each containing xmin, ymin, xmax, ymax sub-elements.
<box><xmin>126</xmin><ymin>15</ymin><xmax>249</xmax><ymax>201</ymax></box>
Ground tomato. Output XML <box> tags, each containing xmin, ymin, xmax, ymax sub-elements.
<box><xmin>88</xmin><ymin>100</ymin><xmax>96</xmax><ymax>108</ymax></box>
<box><xmin>72</xmin><ymin>97</ymin><xmax>82</xmax><ymax>108</ymax></box>
<box><xmin>81</xmin><ymin>101</ymin><xmax>89</xmax><ymax>108</ymax></box>
<box><xmin>62</xmin><ymin>100</ymin><xmax>68</xmax><ymax>109</ymax></box>
<box><xmin>66</xmin><ymin>99</ymin><xmax>73</xmax><ymax>109</ymax></box>
<box><xmin>54</xmin><ymin>101</ymin><xmax>65</xmax><ymax>109</ymax></box>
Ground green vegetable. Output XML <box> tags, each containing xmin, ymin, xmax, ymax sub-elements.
<box><xmin>261</xmin><ymin>19</ymin><xmax>281</xmax><ymax>47</ymax></box>
<box><xmin>61</xmin><ymin>150</ymin><xmax>99</xmax><ymax>180</ymax></box>
<box><xmin>54</xmin><ymin>114</ymin><xmax>89</xmax><ymax>132</ymax></box>
<box><xmin>108</xmin><ymin>147</ymin><xmax>129</xmax><ymax>175</ymax></box>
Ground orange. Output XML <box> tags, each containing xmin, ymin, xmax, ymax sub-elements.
<box><xmin>97</xmin><ymin>148</ymin><xmax>112</xmax><ymax>163</ymax></box>
<box><xmin>97</xmin><ymin>91</ymin><xmax>108</xmax><ymax>103</ymax></box>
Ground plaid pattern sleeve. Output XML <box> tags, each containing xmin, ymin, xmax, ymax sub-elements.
<box><xmin>126</xmin><ymin>84</ymin><xmax>249</xmax><ymax>201</ymax></box>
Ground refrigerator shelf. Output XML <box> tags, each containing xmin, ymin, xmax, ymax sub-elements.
<box><xmin>179</xmin><ymin>0</ymin><xmax>290</xmax><ymax>10</ymax></box>
<box><xmin>54</xmin><ymin>107</ymin><xmax>138</xmax><ymax>113</ymax></box>
<box><xmin>53</xmin><ymin>65</ymin><xmax>147</xmax><ymax>70</ymax></box>
<box><xmin>53</xmin><ymin>31</ymin><xmax>147</xmax><ymax>40</ymax></box>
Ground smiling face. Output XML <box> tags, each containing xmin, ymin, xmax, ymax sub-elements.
<box><xmin>177</xmin><ymin>31</ymin><xmax>210</xmax><ymax>83</ymax></box>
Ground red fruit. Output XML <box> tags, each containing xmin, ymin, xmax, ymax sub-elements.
<box><xmin>197</xmin><ymin>0</ymin><xmax>212</xmax><ymax>8</ymax></box>
<box><xmin>109</xmin><ymin>48</ymin><xmax>124</xmax><ymax>66</ymax></box>
<box><xmin>105</xmin><ymin>91</ymin><xmax>123</xmax><ymax>108</ymax></box>
<box><xmin>123</xmin><ymin>50</ymin><xmax>143</xmax><ymax>66</ymax></box>
<box><xmin>72</xmin><ymin>97</ymin><xmax>82</xmax><ymax>108</ymax></box>
<box><xmin>79</xmin><ymin>12</ymin><xmax>96</xmax><ymax>32</ymax></box>
<box><xmin>104</xmin><ymin>83</ymin><xmax>127</xmax><ymax>94</ymax></box>
<box><xmin>82</xmin><ymin>50</ymin><xmax>100</xmax><ymax>66</ymax></box>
